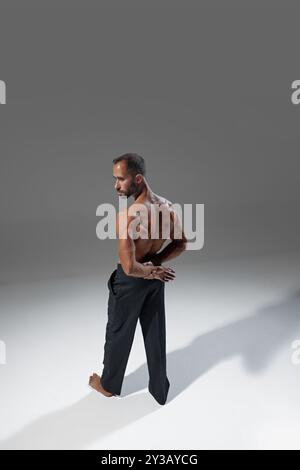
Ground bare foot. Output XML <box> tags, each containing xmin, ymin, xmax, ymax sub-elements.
<box><xmin>88</xmin><ymin>373</ymin><xmax>113</xmax><ymax>397</ymax></box>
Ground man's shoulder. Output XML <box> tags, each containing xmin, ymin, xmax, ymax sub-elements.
<box><xmin>116</xmin><ymin>197</ymin><xmax>175</xmax><ymax>221</ymax></box>
<box><xmin>153</xmin><ymin>194</ymin><xmax>174</xmax><ymax>208</ymax></box>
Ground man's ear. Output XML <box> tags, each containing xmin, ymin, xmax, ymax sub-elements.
<box><xmin>135</xmin><ymin>174</ymin><xmax>143</xmax><ymax>184</ymax></box>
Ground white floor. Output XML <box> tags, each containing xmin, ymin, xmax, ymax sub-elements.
<box><xmin>1</xmin><ymin>252</ymin><xmax>300</xmax><ymax>450</ymax></box>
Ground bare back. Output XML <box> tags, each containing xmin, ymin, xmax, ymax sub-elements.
<box><xmin>118</xmin><ymin>195</ymin><xmax>174</xmax><ymax>263</ymax></box>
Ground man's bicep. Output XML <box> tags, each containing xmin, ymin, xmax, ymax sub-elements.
<box><xmin>118</xmin><ymin>235</ymin><xmax>136</xmax><ymax>269</ymax></box>
<box><xmin>117</xmin><ymin>213</ymin><xmax>137</xmax><ymax>274</ymax></box>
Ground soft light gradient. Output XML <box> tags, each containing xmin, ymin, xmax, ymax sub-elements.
<box><xmin>1</xmin><ymin>1</ymin><xmax>300</xmax><ymax>450</ymax></box>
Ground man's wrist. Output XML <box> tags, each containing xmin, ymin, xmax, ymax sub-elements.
<box><xmin>142</xmin><ymin>264</ymin><xmax>158</xmax><ymax>279</ymax></box>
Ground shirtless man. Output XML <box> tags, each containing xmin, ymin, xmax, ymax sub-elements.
<box><xmin>89</xmin><ymin>153</ymin><xmax>187</xmax><ymax>404</ymax></box>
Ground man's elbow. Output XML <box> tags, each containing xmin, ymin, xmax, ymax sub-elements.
<box><xmin>175</xmin><ymin>238</ymin><xmax>187</xmax><ymax>252</ymax></box>
<box><xmin>180</xmin><ymin>242</ymin><xmax>187</xmax><ymax>253</ymax></box>
<box><xmin>122</xmin><ymin>261</ymin><xmax>134</xmax><ymax>276</ymax></box>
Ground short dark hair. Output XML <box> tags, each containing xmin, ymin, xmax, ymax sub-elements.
<box><xmin>112</xmin><ymin>153</ymin><xmax>146</xmax><ymax>176</ymax></box>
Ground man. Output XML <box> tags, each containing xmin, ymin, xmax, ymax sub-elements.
<box><xmin>89</xmin><ymin>153</ymin><xmax>187</xmax><ymax>405</ymax></box>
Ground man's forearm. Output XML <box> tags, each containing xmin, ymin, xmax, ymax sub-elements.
<box><xmin>127</xmin><ymin>261</ymin><xmax>156</xmax><ymax>278</ymax></box>
<box><xmin>150</xmin><ymin>240</ymin><xmax>186</xmax><ymax>266</ymax></box>
<box><xmin>126</xmin><ymin>241</ymin><xmax>186</xmax><ymax>277</ymax></box>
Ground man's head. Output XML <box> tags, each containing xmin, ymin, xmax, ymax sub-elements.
<box><xmin>112</xmin><ymin>153</ymin><xmax>146</xmax><ymax>198</ymax></box>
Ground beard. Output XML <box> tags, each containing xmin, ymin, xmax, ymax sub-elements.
<box><xmin>123</xmin><ymin>180</ymin><xmax>139</xmax><ymax>198</ymax></box>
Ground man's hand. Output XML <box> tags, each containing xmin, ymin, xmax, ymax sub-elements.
<box><xmin>142</xmin><ymin>261</ymin><xmax>176</xmax><ymax>282</ymax></box>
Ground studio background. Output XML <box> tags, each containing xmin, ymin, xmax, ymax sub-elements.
<box><xmin>1</xmin><ymin>0</ymin><xmax>300</xmax><ymax>450</ymax></box>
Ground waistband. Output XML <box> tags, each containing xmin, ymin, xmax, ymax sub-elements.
<box><xmin>116</xmin><ymin>263</ymin><xmax>126</xmax><ymax>275</ymax></box>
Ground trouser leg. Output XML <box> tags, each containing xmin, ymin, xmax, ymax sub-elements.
<box><xmin>101</xmin><ymin>269</ymin><xmax>141</xmax><ymax>395</ymax></box>
<box><xmin>101</xmin><ymin>295</ymin><xmax>139</xmax><ymax>395</ymax></box>
<box><xmin>139</xmin><ymin>281</ymin><xmax>170</xmax><ymax>405</ymax></box>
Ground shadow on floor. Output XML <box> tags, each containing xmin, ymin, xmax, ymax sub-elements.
<box><xmin>0</xmin><ymin>391</ymin><xmax>159</xmax><ymax>450</ymax></box>
<box><xmin>1</xmin><ymin>288</ymin><xmax>300</xmax><ymax>449</ymax></box>
<box><xmin>122</xmin><ymin>287</ymin><xmax>300</xmax><ymax>401</ymax></box>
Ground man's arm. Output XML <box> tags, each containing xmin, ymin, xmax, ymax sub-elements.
<box><xmin>117</xmin><ymin>212</ymin><xmax>157</xmax><ymax>278</ymax></box>
<box><xmin>149</xmin><ymin>209</ymin><xmax>187</xmax><ymax>266</ymax></box>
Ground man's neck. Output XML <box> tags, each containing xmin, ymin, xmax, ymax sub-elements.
<box><xmin>133</xmin><ymin>180</ymin><xmax>154</xmax><ymax>204</ymax></box>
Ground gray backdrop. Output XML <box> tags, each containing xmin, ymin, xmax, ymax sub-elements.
<box><xmin>1</xmin><ymin>0</ymin><xmax>299</xmax><ymax>283</ymax></box>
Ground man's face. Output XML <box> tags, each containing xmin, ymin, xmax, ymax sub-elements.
<box><xmin>113</xmin><ymin>161</ymin><xmax>140</xmax><ymax>198</ymax></box>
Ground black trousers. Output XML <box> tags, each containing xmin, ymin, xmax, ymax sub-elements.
<box><xmin>101</xmin><ymin>263</ymin><xmax>170</xmax><ymax>405</ymax></box>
